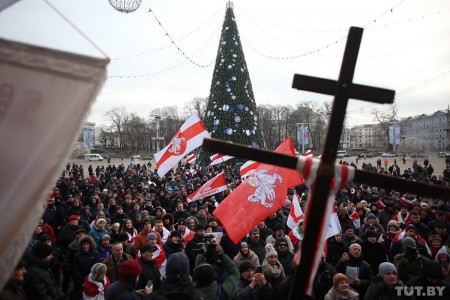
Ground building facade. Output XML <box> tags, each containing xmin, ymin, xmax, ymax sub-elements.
<box><xmin>400</xmin><ymin>110</ymin><xmax>450</xmax><ymax>151</ymax></box>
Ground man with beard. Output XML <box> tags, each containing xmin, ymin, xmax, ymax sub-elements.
<box><xmin>246</xmin><ymin>228</ymin><xmax>267</xmax><ymax>265</ymax></box>
<box><xmin>185</xmin><ymin>224</ymin><xmax>206</xmax><ymax>272</ymax></box>
<box><xmin>233</xmin><ymin>242</ymin><xmax>260</xmax><ymax>270</ymax></box>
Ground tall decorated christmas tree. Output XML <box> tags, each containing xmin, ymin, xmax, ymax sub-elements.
<box><xmin>204</xmin><ymin>2</ymin><xmax>263</xmax><ymax>153</ymax></box>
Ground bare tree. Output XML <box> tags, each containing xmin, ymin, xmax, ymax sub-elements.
<box><xmin>372</xmin><ymin>104</ymin><xmax>398</xmax><ymax>151</ymax></box>
<box><xmin>105</xmin><ymin>106</ymin><xmax>129</xmax><ymax>150</ymax></box>
<box><xmin>183</xmin><ymin>97</ymin><xmax>208</xmax><ymax>120</ymax></box>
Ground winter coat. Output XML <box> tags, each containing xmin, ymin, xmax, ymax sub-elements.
<box><xmin>358</xmin><ymin>218</ymin><xmax>385</xmax><ymax>237</ymax></box>
<box><xmin>133</xmin><ymin>229</ymin><xmax>162</xmax><ymax>256</ymax></box>
<box><xmin>262</xmin><ymin>257</ymin><xmax>285</xmax><ymax>291</ymax></box>
<box><xmin>406</xmin><ymin>275</ymin><xmax>450</xmax><ymax>300</ymax></box>
<box><xmin>82</xmin><ymin>273</ymin><xmax>110</xmax><ymax>300</ymax></box>
<box><xmin>361</xmin><ymin>241</ymin><xmax>387</xmax><ymax>275</ymax></box>
<box><xmin>89</xmin><ymin>228</ymin><xmax>110</xmax><ymax>247</ymax></box>
<box><xmin>73</xmin><ymin>235</ymin><xmax>99</xmax><ymax>289</ymax></box>
<box><xmin>364</xmin><ymin>276</ymin><xmax>413</xmax><ymax>300</ymax></box>
<box><xmin>104</xmin><ymin>281</ymin><xmax>142</xmax><ymax>300</ymax></box>
<box><xmin>324</xmin><ymin>286</ymin><xmax>359</xmax><ymax>300</ymax></box>
<box><xmin>233</xmin><ymin>249</ymin><xmax>260</xmax><ymax>270</ymax></box>
<box><xmin>57</xmin><ymin>224</ymin><xmax>84</xmax><ymax>250</ymax></box>
<box><xmin>335</xmin><ymin>254</ymin><xmax>373</xmax><ymax>297</ymax></box>
<box><xmin>233</xmin><ymin>277</ymin><xmax>273</xmax><ymax>300</ymax></box>
<box><xmin>327</xmin><ymin>237</ymin><xmax>347</xmax><ymax>267</ymax></box>
<box><xmin>103</xmin><ymin>253</ymin><xmax>133</xmax><ymax>282</ymax></box>
<box><xmin>136</xmin><ymin>256</ymin><xmax>162</xmax><ymax>291</ymax></box>
<box><xmin>195</xmin><ymin>254</ymin><xmax>240</xmax><ymax>300</ymax></box>
<box><xmin>23</xmin><ymin>259</ymin><xmax>66</xmax><ymax>300</ymax></box>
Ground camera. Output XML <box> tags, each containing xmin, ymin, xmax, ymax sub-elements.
<box><xmin>404</xmin><ymin>246</ymin><xmax>420</xmax><ymax>260</ymax></box>
<box><xmin>255</xmin><ymin>266</ymin><xmax>263</xmax><ymax>273</ymax></box>
<box><xmin>191</xmin><ymin>234</ymin><xmax>216</xmax><ymax>255</ymax></box>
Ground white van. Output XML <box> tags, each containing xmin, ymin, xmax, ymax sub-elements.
<box><xmin>84</xmin><ymin>154</ymin><xmax>104</xmax><ymax>161</ymax></box>
<box><xmin>336</xmin><ymin>150</ymin><xmax>348</xmax><ymax>159</ymax></box>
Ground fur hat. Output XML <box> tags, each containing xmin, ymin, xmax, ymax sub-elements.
<box><xmin>239</xmin><ymin>262</ymin><xmax>254</xmax><ymax>274</ymax></box>
<box><xmin>91</xmin><ymin>263</ymin><xmax>107</xmax><ymax>277</ymax></box>
<box><xmin>33</xmin><ymin>243</ymin><xmax>53</xmax><ymax>259</ymax></box>
<box><xmin>333</xmin><ymin>273</ymin><xmax>349</xmax><ymax>288</ymax></box>
<box><xmin>193</xmin><ymin>263</ymin><xmax>215</xmax><ymax>286</ymax></box>
<box><xmin>118</xmin><ymin>260</ymin><xmax>141</xmax><ymax>277</ymax></box>
<box><xmin>165</xmin><ymin>252</ymin><xmax>190</xmax><ymax>278</ymax></box>
<box><xmin>378</xmin><ymin>262</ymin><xmax>397</xmax><ymax>276</ymax></box>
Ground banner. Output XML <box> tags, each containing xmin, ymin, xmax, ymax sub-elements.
<box><xmin>240</xmin><ymin>160</ymin><xmax>260</xmax><ymax>178</ymax></box>
<box><xmin>209</xmin><ymin>153</ymin><xmax>234</xmax><ymax>166</ymax></box>
<box><xmin>0</xmin><ymin>38</ymin><xmax>108</xmax><ymax>290</ymax></box>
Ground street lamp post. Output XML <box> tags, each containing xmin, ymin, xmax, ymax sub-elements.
<box><xmin>155</xmin><ymin>116</ymin><xmax>161</xmax><ymax>152</ymax></box>
<box><xmin>296</xmin><ymin>123</ymin><xmax>308</xmax><ymax>154</ymax></box>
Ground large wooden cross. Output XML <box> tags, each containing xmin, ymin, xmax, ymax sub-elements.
<box><xmin>202</xmin><ymin>27</ymin><xmax>450</xmax><ymax>299</ymax></box>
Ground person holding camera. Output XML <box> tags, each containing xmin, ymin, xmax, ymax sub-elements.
<box><xmin>162</xmin><ymin>231</ymin><xmax>184</xmax><ymax>259</ymax></box>
<box><xmin>395</xmin><ymin>237</ymin><xmax>430</xmax><ymax>283</ymax></box>
<box><xmin>233</xmin><ymin>262</ymin><xmax>273</xmax><ymax>300</ymax></box>
<box><xmin>185</xmin><ymin>224</ymin><xmax>207</xmax><ymax>272</ymax></box>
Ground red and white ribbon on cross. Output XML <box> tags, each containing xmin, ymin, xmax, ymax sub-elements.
<box><xmin>293</xmin><ymin>156</ymin><xmax>356</xmax><ymax>295</ymax></box>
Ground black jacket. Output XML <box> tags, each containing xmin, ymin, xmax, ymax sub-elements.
<box><xmin>136</xmin><ymin>257</ymin><xmax>162</xmax><ymax>291</ymax></box>
<box><xmin>23</xmin><ymin>260</ymin><xmax>67</xmax><ymax>300</ymax></box>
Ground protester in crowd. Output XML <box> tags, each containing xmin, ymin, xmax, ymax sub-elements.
<box><xmin>361</xmin><ymin>230</ymin><xmax>387</xmax><ymax>275</ymax></box>
<box><xmin>116</xmin><ymin>232</ymin><xmax>135</xmax><ymax>257</ymax></box>
<box><xmin>327</xmin><ymin>232</ymin><xmax>347</xmax><ymax>267</ymax></box>
<box><xmin>273</xmin><ymin>237</ymin><xmax>294</xmax><ymax>279</ymax></box>
<box><xmin>136</xmin><ymin>244</ymin><xmax>161</xmax><ymax>291</ymax></box>
<box><xmin>233</xmin><ymin>262</ymin><xmax>273</xmax><ymax>300</ymax></box>
<box><xmin>162</xmin><ymin>230</ymin><xmax>183</xmax><ymax>258</ymax></box>
<box><xmin>265</xmin><ymin>223</ymin><xmax>293</xmax><ymax>251</ymax></box>
<box><xmin>364</xmin><ymin>262</ymin><xmax>413</xmax><ymax>300</ymax></box>
<box><xmin>335</xmin><ymin>243</ymin><xmax>373</xmax><ymax>298</ymax></box>
<box><xmin>395</xmin><ymin>237</ymin><xmax>430</xmax><ymax>283</ymax></box>
<box><xmin>407</xmin><ymin>260</ymin><xmax>450</xmax><ymax>300</ymax></box>
<box><xmin>134</xmin><ymin>219</ymin><xmax>161</xmax><ymax>256</ymax></box>
<box><xmin>0</xmin><ymin>259</ymin><xmax>28</xmax><ymax>300</ymax></box>
<box><xmin>324</xmin><ymin>273</ymin><xmax>359</xmax><ymax>300</ymax></box>
<box><xmin>24</xmin><ymin>243</ymin><xmax>67</xmax><ymax>300</ymax></box>
<box><xmin>358</xmin><ymin>213</ymin><xmax>385</xmax><ymax>237</ymax></box>
<box><xmin>246</xmin><ymin>228</ymin><xmax>267</xmax><ymax>265</ymax></box>
<box><xmin>73</xmin><ymin>235</ymin><xmax>99</xmax><ymax>298</ymax></box>
<box><xmin>261</xmin><ymin>249</ymin><xmax>285</xmax><ymax>291</ymax></box>
<box><xmin>233</xmin><ymin>241</ymin><xmax>260</xmax><ymax>270</ymax></box>
<box><xmin>97</xmin><ymin>234</ymin><xmax>112</xmax><ymax>262</ymax></box>
<box><xmin>82</xmin><ymin>263</ymin><xmax>110</xmax><ymax>300</ymax></box>
<box><xmin>103</xmin><ymin>242</ymin><xmax>134</xmax><ymax>283</ymax></box>
<box><xmin>193</xmin><ymin>252</ymin><xmax>240</xmax><ymax>300</ymax></box>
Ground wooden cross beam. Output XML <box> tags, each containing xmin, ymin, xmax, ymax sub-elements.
<box><xmin>202</xmin><ymin>26</ymin><xmax>449</xmax><ymax>299</ymax></box>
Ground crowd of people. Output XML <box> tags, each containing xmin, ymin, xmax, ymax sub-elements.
<box><xmin>1</xmin><ymin>156</ymin><xmax>450</xmax><ymax>300</ymax></box>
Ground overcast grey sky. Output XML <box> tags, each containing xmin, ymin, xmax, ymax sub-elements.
<box><xmin>1</xmin><ymin>0</ymin><xmax>449</xmax><ymax>127</ymax></box>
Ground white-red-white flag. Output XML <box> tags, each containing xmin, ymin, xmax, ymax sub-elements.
<box><xmin>302</xmin><ymin>149</ymin><xmax>313</xmax><ymax>157</ymax></box>
<box><xmin>376</xmin><ymin>199</ymin><xmax>386</xmax><ymax>210</ymax></box>
<box><xmin>209</xmin><ymin>153</ymin><xmax>234</xmax><ymax>166</ymax></box>
<box><xmin>240</xmin><ymin>160</ymin><xmax>260</xmax><ymax>178</ymax></box>
<box><xmin>187</xmin><ymin>172</ymin><xmax>227</xmax><ymax>203</ymax></box>
<box><xmin>326</xmin><ymin>205</ymin><xmax>342</xmax><ymax>239</ymax></box>
<box><xmin>287</xmin><ymin>194</ymin><xmax>304</xmax><ymax>230</ymax></box>
<box><xmin>349</xmin><ymin>210</ymin><xmax>361</xmax><ymax>229</ymax></box>
<box><xmin>185</xmin><ymin>154</ymin><xmax>196</xmax><ymax>164</ymax></box>
<box><xmin>154</xmin><ymin>113</ymin><xmax>210</xmax><ymax>177</ymax></box>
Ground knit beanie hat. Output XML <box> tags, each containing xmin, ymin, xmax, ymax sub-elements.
<box><xmin>91</xmin><ymin>263</ymin><xmax>107</xmax><ymax>277</ymax></box>
<box><xmin>387</xmin><ymin>220</ymin><xmax>399</xmax><ymax>229</ymax></box>
<box><xmin>69</xmin><ymin>215</ymin><xmax>79</xmax><ymax>222</ymax></box>
<box><xmin>146</xmin><ymin>233</ymin><xmax>157</xmax><ymax>241</ymax></box>
<box><xmin>239</xmin><ymin>262</ymin><xmax>254</xmax><ymax>274</ymax></box>
<box><xmin>401</xmin><ymin>237</ymin><xmax>416</xmax><ymax>250</ymax></box>
<box><xmin>140</xmin><ymin>244</ymin><xmax>154</xmax><ymax>254</ymax></box>
<box><xmin>33</xmin><ymin>243</ymin><xmax>53</xmax><ymax>258</ymax></box>
<box><xmin>118</xmin><ymin>259</ymin><xmax>141</xmax><ymax>277</ymax></box>
<box><xmin>117</xmin><ymin>232</ymin><xmax>129</xmax><ymax>242</ymax></box>
<box><xmin>96</xmin><ymin>218</ymin><xmax>106</xmax><ymax>225</ymax></box>
<box><xmin>367</xmin><ymin>213</ymin><xmax>376</xmax><ymax>219</ymax></box>
<box><xmin>333</xmin><ymin>273</ymin><xmax>349</xmax><ymax>288</ymax></box>
<box><xmin>240</xmin><ymin>242</ymin><xmax>248</xmax><ymax>248</ymax></box>
<box><xmin>193</xmin><ymin>263</ymin><xmax>215</xmax><ymax>286</ymax></box>
<box><xmin>165</xmin><ymin>252</ymin><xmax>190</xmax><ymax>278</ymax></box>
<box><xmin>265</xmin><ymin>250</ymin><xmax>278</xmax><ymax>259</ymax></box>
<box><xmin>101</xmin><ymin>234</ymin><xmax>111</xmax><ymax>240</ymax></box>
<box><xmin>378</xmin><ymin>262</ymin><xmax>397</xmax><ymax>276</ymax></box>
<box><xmin>39</xmin><ymin>233</ymin><xmax>52</xmax><ymax>243</ymax></box>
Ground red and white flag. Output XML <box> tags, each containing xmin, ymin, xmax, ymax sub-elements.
<box><xmin>302</xmin><ymin>149</ymin><xmax>313</xmax><ymax>157</ymax></box>
<box><xmin>209</xmin><ymin>153</ymin><xmax>234</xmax><ymax>166</ymax></box>
<box><xmin>326</xmin><ymin>205</ymin><xmax>342</xmax><ymax>239</ymax></box>
<box><xmin>349</xmin><ymin>210</ymin><xmax>361</xmax><ymax>229</ymax></box>
<box><xmin>154</xmin><ymin>113</ymin><xmax>210</xmax><ymax>177</ymax></box>
<box><xmin>185</xmin><ymin>154</ymin><xmax>196</xmax><ymax>164</ymax></box>
<box><xmin>213</xmin><ymin>137</ymin><xmax>304</xmax><ymax>244</ymax></box>
<box><xmin>376</xmin><ymin>199</ymin><xmax>386</xmax><ymax>210</ymax></box>
<box><xmin>400</xmin><ymin>197</ymin><xmax>415</xmax><ymax>208</ymax></box>
<box><xmin>287</xmin><ymin>194</ymin><xmax>304</xmax><ymax>230</ymax></box>
<box><xmin>391</xmin><ymin>229</ymin><xmax>431</xmax><ymax>256</ymax></box>
<box><xmin>240</xmin><ymin>160</ymin><xmax>260</xmax><ymax>178</ymax></box>
<box><xmin>187</xmin><ymin>172</ymin><xmax>227</xmax><ymax>203</ymax></box>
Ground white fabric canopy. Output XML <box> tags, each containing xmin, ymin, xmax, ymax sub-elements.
<box><xmin>0</xmin><ymin>38</ymin><xmax>108</xmax><ymax>290</ymax></box>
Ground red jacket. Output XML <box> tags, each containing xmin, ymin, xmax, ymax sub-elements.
<box><xmin>82</xmin><ymin>274</ymin><xmax>110</xmax><ymax>299</ymax></box>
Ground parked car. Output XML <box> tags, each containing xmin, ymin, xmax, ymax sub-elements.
<box><xmin>381</xmin><ymin>153</ymin><xmax>398</xmax><ymax>157</ymax></box>
<box><xmin>438</xmin><ymin>152</ymin><xmax>450</xmax><ymax>158</ymax></box>
<box><xmin>130</xmin><ymin>155</ymin><xmax>141</xmax><ymax>160</ymax></box>
<box><xmin>358</xmin><ymin>153</ymin><xmax>374</xmax><ymax>158</ymax></box>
